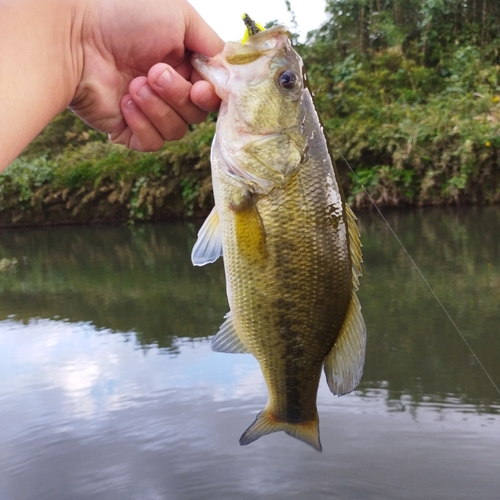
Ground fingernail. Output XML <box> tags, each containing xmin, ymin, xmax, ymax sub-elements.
<box><xmin>125</xmin><ymin>99</ymin><xmax>137</xmax><ymax>111</ymax></box>
<box><xmin>137</xmin><ymin>83</ymin><xmax>151</xmax><ymax>99</ymax></box>
<box><xmin>154</xmin><ymin>68</ymin><xmax>171</xmax><ymax>89</ymax></box>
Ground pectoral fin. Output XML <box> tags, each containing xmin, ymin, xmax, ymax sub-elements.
<box><xmin>191</xmin><ymin>207</ymin><xmax>222</xmax><ymax>266</ymax></box>
<box><xmin>232</xmin><ymin>196</ymin><xmax>267</xmax><ymax>263</ymax></box>
<box><xmin>211</xmin><ymin>311</ymin><xmax>250</xmax><ymax>354</ymax></box>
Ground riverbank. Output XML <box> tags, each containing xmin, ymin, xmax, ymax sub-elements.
<box><xmin>0</xmin><ymin>120</ymin><xmax>216</xmax><ymax>227</ymax></box>
<box><xmin>2</xmin><ymin>86</ymin><xmax>499</xmax><ymax>228</ymax></box>
<box><xmin>2</xmin><ymin>4</ymin><xmax>500</xmax><ymax>227</ymax></box>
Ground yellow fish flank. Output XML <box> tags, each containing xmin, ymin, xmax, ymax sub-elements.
<box><xmin>191</xmin><ymin>24</ymin><xmax>366</xmax><ymax>452</ymax></box>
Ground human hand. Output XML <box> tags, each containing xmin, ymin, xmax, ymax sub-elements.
<box><xmin>72</xmin><ymin>0</ymin><xmax>224</xmax><ymax>151</ymax></box>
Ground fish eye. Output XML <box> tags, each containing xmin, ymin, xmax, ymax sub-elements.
<box><xmin>277</xmin><ymin>69</ymin><xmax>298</xmax><ymax>90</ymax></box>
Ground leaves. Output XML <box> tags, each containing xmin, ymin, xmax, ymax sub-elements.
<box><xmin>301</xmin><ymin>8</ymin><xmax>500</xmax><ymax>208</ymax></box>
<box><xmin>2</xmin><ymin>3</ymin><xmax>500</xmax><ymax>224</ymax></box>
<box><xmin>1</xmin><ymin>122</ymin><xmax>215</xmax><ymax>226</ymax></box>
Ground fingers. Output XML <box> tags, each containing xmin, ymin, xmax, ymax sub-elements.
<box><xmin>111</xmin><ymin>63</ymin><xmax>220</xmax><ymax>152</ymax></box>
<box><xmin>146</xmin><ymin>63</ymin><xmax>220</xmax><ymax>116</ymax></box>
<box><xmin>184</xmin><ymin>3</ymin><xmax>225</xmax><ymax>57</ymax></box>
<box><xmin>147</xmin><ymin>64</ymin><xmax>209</xmax><ymax>124</ymax></box>
<box><xmin>191</xmin><ymin>80</ymin><xmax>221</xmax><ymax>112</ymax></box>
<box><xmin>111</xmin><ymin>96</ymin><xmax>165</xmax><ymax>152</ymax></box>
<box><xmin>128</xmin><ymin>76</ymin><xmax>189</xmax><ymax>145</ymax></box>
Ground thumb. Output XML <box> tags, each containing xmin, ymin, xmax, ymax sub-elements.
<box><xmin>184</xmin><ymin>4</ymin><xmax>225</xmax><ymax>57</ymax></box>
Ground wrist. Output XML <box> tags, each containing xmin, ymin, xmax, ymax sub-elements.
<box><xmin>0</xmin><ymin>0</ymin><xmax>88</xmax><ymax>169</ymax></box>
<box><xmin>63</xmin><ymin>0</ymin><xmax>89</xmax><ymax>108</ymax></box>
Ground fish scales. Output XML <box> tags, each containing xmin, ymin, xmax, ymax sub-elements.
<box><xmin>192</xmin><ymin>23</ymin><xmax>366</xmax><ymax>451</ymax></box>
<box><xmin>216</xmin><ymin>165</ymin><xmax>351</xmax><ymax>421</ymax></box>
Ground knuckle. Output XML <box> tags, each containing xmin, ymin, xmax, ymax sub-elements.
<box><xmin>166</xmin><ymin>124</ymin><xmax>187</xmax><ymax>142</ymax></box>
<box><xmin>130</xmin><ymin>140</ymin><xmax>149</xmax><ymax>153</ymax></box>
<box><xmin>155</xmin><ymin>105</ymin><xmax>176</xmax><ymax>122</ymax></box>
<box><xmin>149</xmin><ymin>139</ymin><xmax>165</xmax><ymax>152</ymax></box>
<box><xmin>174</xmin><ymin>86</ymin><xmax>192</xmax><ymax>109</ymax></box>
<box><xmin>132</xmin><ymin>135</ymin><xmax>164</xmax><ymax>153</ymax></box>
<box><xmin>109</xmin><ymin>131</ymin><xmax>130</xmax><ymax>148</ymax></box>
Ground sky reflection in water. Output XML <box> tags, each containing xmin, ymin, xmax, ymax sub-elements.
<box><xmin>0</xmin><ymin>207</ymin><xmax>499</xmax><ymax>499</ymax></box>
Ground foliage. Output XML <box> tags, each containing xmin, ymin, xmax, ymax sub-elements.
<box><xmin>300</xmin><ymin>0</ymin><xmax>500</xmax><ymax>207</ymax></box>
<box><xmin>1</xmin><ymin>0</ymin><xmax>500</xmax><ymax>225</ymax></box>
<box><xmin>0</xmin><ymin>258</ymin><xmax>18</xmax><ymax>272</ymax></box>
<box><xmin>0</xmin><ymin>118</ymin><xmax>215</xmax><ymax>226</ymax></box>
<box><xmin>315</xmin><ymin>0</ymin><xmax>500</xmax><ymax>62</ymax></box>
<box><xmin>21</xmin><ymin>110</ymin><xmax>107</xmax><ymax>159</ymax></box>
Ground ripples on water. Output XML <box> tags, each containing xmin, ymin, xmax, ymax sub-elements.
<box><xmin>0</xmin><ymin>208</ymin><xmax>499</xmax><ymax>499</ymax></box>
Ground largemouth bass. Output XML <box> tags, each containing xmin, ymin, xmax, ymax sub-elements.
<box><xmin>191</xmin><ymin>22</ymin><xmax>366</xmax><ymax>452</ymax></box>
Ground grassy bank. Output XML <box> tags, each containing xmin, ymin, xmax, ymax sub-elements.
<box><xmin>1</xmin><ymin>119</ymin><xmax>215</xmax><ymax>227</ymax></box>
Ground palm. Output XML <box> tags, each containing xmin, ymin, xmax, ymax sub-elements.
<box><xmin>72</xmin><ymin>6</ymin><xmax>188</xmax><ymax>131</ymax></box>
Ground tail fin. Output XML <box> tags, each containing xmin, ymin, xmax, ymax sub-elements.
<box><xmin>239</xmin><ymin>410</ymin><xmax>322</xmax><ymax>452</ymax></box>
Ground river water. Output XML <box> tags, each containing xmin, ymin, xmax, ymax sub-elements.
<box><xmin>0</xmin><ymin>207</ymin><xmax>499</xmax><ymax>499</ymax></box>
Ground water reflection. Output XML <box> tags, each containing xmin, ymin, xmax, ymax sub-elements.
<box><xmin>0</xmin><ymin>208</ymin><xmax>498</xmax><ymax>407</ymax></box>
<box><xmin>0</xmin><ymin>207</ymin><xmax>499</xmax><ymax>499</ymax></box>
<box><xmin>0</xmin><ymin>319</ymin><xmax>499</xmax><ymax>500</ymax></box>
<box><xmin>357</xmin><ymin>207</ymin><xmax>500</xmax><ymax>410</ymax></box>
<box><xmin>0</xmin><ymin>223</ymin><xmax>228</xmax><ymax>350</ymax></box>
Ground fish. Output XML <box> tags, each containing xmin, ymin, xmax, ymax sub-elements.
<box><xmin>191</xmin><ymin>20</ymin><xmax>366</xmax><ymax>452</ymax></box>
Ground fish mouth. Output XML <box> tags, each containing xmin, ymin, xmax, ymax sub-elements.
<box><xmin>191</xmin><ymin>25</ymin><xmax>292</xmax><ymax>100</ymax></box>
<box><xmin>191</xmin><ymin>53</ymin><xmax>231</xmax><ymax>100</ymax></box>
<box><xmin>191</xmin><ymin>53</ymin><xmax>215</xmax><ymax>78</ymax></box>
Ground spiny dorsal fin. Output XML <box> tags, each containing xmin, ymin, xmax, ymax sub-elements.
<box><xmin>191</xmin><ymin>207</ymin><xmax>222</xmax><ymax>266</ymax></box>
<box><xmin>211</xmin><ymin>311</ymin><xmax>250</xmax><ymax>354</ymax></box>
<box><xmin>346</xmin><ymin>204</ymin><xmax>363</xmax><ymax>290</ymax></box>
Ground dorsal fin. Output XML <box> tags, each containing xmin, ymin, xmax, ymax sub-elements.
<box><xmin>346</xmin><ymin>204</ymin><xmax>363</xmax><ymax>290</ymax></box>
<box><xmin>323</xmin><ymin>204</ymin><xmax>366</xmax><ymax>395</ymax></box>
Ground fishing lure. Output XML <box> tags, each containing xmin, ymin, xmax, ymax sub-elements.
<box><xmin>241</xmin><ymin>13</ymin><xmax>265</xmax><ymax>44</ymax></box>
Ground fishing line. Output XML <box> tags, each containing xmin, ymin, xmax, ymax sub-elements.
<box><xmin>331</xmin><ymin>141</ymin><xmax>500</xmax><ymax>397</ymax></box>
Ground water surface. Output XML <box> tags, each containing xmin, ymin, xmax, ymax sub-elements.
<box><xmin>0</xmin><ymin>207</ymin><xmax>499</xmax><ymax>499</ymax></box>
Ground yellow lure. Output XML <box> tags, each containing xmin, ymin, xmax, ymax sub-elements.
<box><xmin>241</xmin><ymin>13</ymin><xmax>265</xmax><ymax>44</ymax></box>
